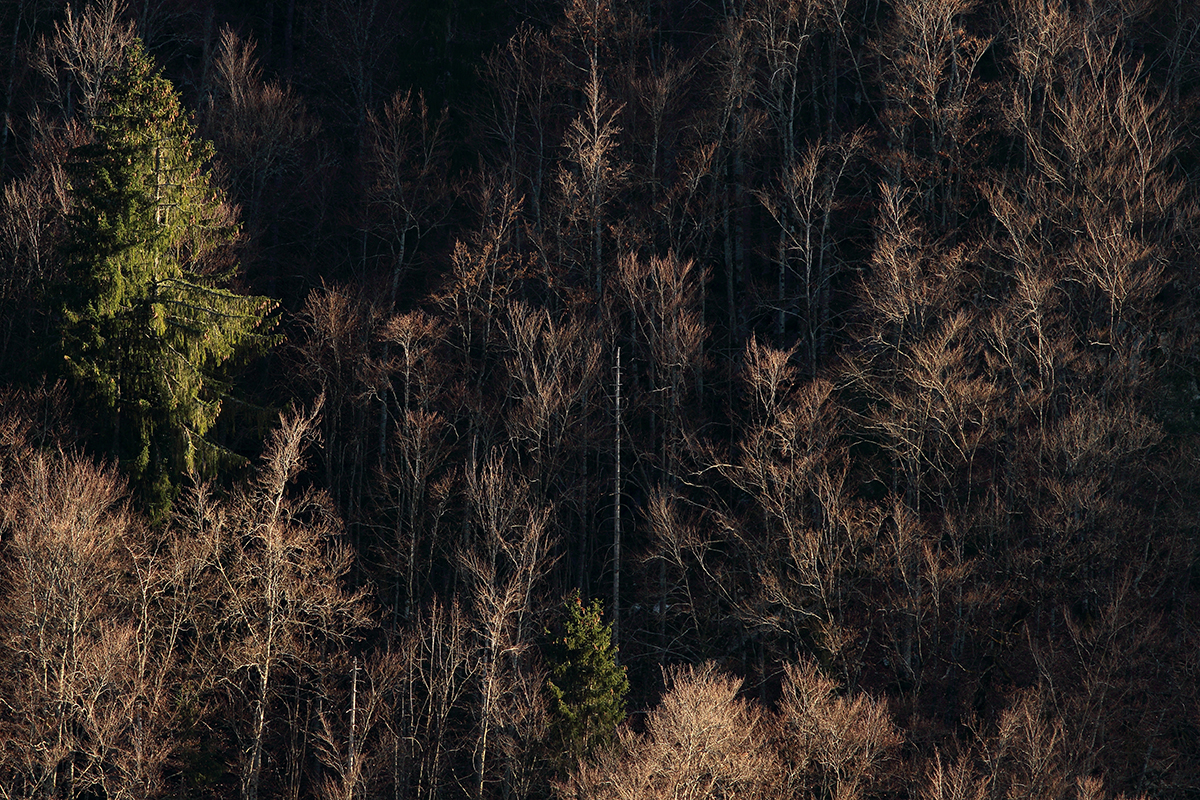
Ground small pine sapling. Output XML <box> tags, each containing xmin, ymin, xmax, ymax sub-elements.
<box><xmin>545</xmin><ymin>591</ymin><xmax>629</xmax><ymax>765</ymax></box>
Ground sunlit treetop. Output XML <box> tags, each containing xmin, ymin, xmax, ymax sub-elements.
<box><xmin>59</xmin><ymin>34</ymin><xmax>277</xmax><ymax>516</ymax></box>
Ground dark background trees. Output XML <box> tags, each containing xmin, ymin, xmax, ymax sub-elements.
<box><xmin>2</xmin><ymin>0</ymin><xmax>1199</xmax><ymax>797</ymax></box>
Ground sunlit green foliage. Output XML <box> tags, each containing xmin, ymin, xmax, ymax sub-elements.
<box><xmin>59</xmin><ymin>37</ymin><xmax>275</xmax><ymax>512</ymax></box>
<box><xmin>546</xmin><ymin>591</ymin><xmax>629</xmax><ymax>765</ymax></box>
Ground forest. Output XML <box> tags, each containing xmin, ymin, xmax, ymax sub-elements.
<box><xmin>1</xmin><ymin>0</ymin><xmax>1199</xmax><ymax>797</ymax></box>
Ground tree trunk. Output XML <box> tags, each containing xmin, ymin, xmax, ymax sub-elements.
<box><xmin>245</xmin><ymin>659</ymin><xmax>271</xmax><ymax>800</ymax></box>
<box><xmin>348</xmin><ymin>658</ymin><xmax>358</xmax><ymax>800</ymax></box>
<box><xmin>2</xmin><ymin>0</ymin><xmax>27</xmax><ymax>176</ymax></box>
<box><xmin>612</xmin><ymin>347</ymin><xmax>622</xmax><ymax>655</ymax></box>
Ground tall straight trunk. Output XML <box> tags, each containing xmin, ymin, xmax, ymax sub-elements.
<box><xmin>199</xmin><ymin>3</ymin><xmax>216</xmax><ymax>121</ymax></box>
<box><xmin>246</xmin><ymin>659</ymin><xmax>271</xmax><ymax>800</ymax></box>
<box><xmin>816</xmin><ymin>197</ymin><xmax>832</xmax><ymax>370</ymax></box>
<box><xmin>733</xmin><ymin>116</ymin><xmax>746</xmax><ymax>343</ymax></box>
<box><xmin>0</xmin><ymin>0</ymin><xmax>23</xmax><ymax>176</ymax></box>
<box><xmin>777</xmin><ymin>28</ymin><xmax>802</xmax><ymax>342</ymax></box>
<box><xmin>286</xmin><ymin>681</ymin><xmax>302</xmax><ymax>800</ymax></box>
<box><xmin>579</xmin><ymin>385</ymin><xmax>591</xmax><ymax>592</ymax></box>
<box><xmin>379</xmin><ymin>225</ymin><xmax>410</xmax><ymax>466</ymax></box>
<box><xmin>724</xmin><ymin>106</ymin><xmax>746</xmax><ymax>355</ymax></box>
<box><xmin>392</xmin><ymin>729</ymin><xmax>401</xmax><ymax>800</ymax></box>
<box><xmin>804</xmin><ymin>212</ymin><xmax>816</xmax><ymax>376</ymax></box>
<box><xmin>723</xmin><ymin>174</ymin><xmax>736</xmax><ymax>352</ymax></box>
<box><xmin>475</xmin><ymin>659</ymin><xmax>494</xmax><ymax>800</ymax></box>
<box><xmin>612</xmin><ymin>347</ymin><xmax>621</xmax><ymax>655</ymax></box>
<box><xmin>348</xmin><ymin>658</ymin><xmax>358</xmax><ymax>800</ymax></box>
<box><xmin>405</xmin><ymin>431</ymin><xmax>422</xmax><ymax>624</ymax></box>
<box><xmin>827</xmin><ymin>31</ymin><xmax>839</xmax><ymax>140</ymax></box>
<box><xmin>284</xmin><ymin>0</ymin><xmax>295</xmax><ymax>80</ymax></box>
<box><xmin>778</xmin><ymin>221</ymin><xmax>789</xmax><ymax>341</ymax></box>
<box><xmin>589</xmin><ymin>60</ymin><xmax>603</xmax><ymax>297</ymax></box>
<box><xmin>350</xmin><ymin>402</ymin><xmax>366</xmax><ymax>567</ymax></box>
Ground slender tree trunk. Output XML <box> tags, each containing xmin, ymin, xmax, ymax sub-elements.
<box><xmin>579</xmin><ymin>384</ymin><xmax>591</xmax><ymax>591</ymax></box>
<box><xmin>733</xmin><ymin>115</ymin><xmax>745</xmax><ymax>345</ymax></box>
<box><xmin>246</xmin><ymin>658</ymin><xmax>271</xmax><ymax>800</ymax></box>
<box><xmin>348</xmin><ymin>658</ymin><xmax>358</xmax><ymax>800</ymax></box>
<box><xmin>0</xmin><ymin>0</ymin><xmax>23</xmax><ymax>176</ymax></box>
<box><xmin>198</xmin><ymin>2</ymin><xmax>216</xmax><ymax>120</ymax></box>
<box><xmin>406</xmin><ymin>445</ymin><xmax>421</xmax><ymax>623</ymax></box>
<box><xmin>379</xmin><ymin>225</ymin><xmax>411</xmax><ymax>466</ymax></box>
<box><xmin>817</xmin><ymin>194</ymin><xmax>833</xmax><ymax>373</ymax></box>
<box><xmin>612</xmin><ymin>347</ymin><xmax>621</xmax><ymax>655</ymax></box>
<box><xmin>778</xmin><ymin>220</ymin><xmax>789</xmax><ymax>341</ymax></box>
<box><xmin>723</xmin><ymin>173</ymin><xmax>736</xmax><ymax>351</ymax></box>
<box><xmin>286</xmin><ymin>681</ymin><xmax>301</xmax><ymax>800</ymax></box>
<box><xmin>476</xmin><ymin>661</ymin><xmax>493</xmax><ymax>800</ymax></box>
<box><xmin>284</xmin><ymin>0</ymin><xmax>295</xmax><ymax>81</ymax></box>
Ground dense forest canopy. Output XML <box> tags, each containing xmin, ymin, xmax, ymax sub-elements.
<box><xmin>1</xmin><ymin>0</ymin><xmax>1199</xmax><ymax>798</ymax></box>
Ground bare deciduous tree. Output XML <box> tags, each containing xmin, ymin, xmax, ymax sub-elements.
<box><xmin>501</xmin><ymin>300</ymin><xmax>603</xmax><ymax>588</ymax></box>
<box><xmin>758</xmin><ymin>132</ymin><xmax>862</xmax><ymax>364</ymax></box>
<box><xmin>558</xmin><ymin>66</ymin><xmax>627</xmax><ymax>296</ymax></box>
<box><xmin>312</xmin><ymin>649</ymin><xmax>404</xmax><ymax>800</ymax></box>
<box><xmin>776</xmin><ymin>659</ymin><xmax>900</xmax><ymax>800</ymax></box>
<box><xmin>875</xmin><ymin>0</ymin><xmax>990</xmax><ymax>229</ymax></box>
<box><xmin>296</xmin><ymin>285</ymin><xmax>384</xmax><ymax>535</ymax></box>
<box><xmin>612</xmin><ymin>251</ymin><xmax>707</xmax><ymax>653</ymax></box>
<box><xmin>397</xmin><ymin>598</ymin><xmax>471</xmax><ymax>800</ymax></box>
<box><xmin>202</xmin><ymin>400</ymin><xmax>371</xmax><ymax>800</ymax></box>
<box><xmin>208</xmin><ymin>27</ymin><xmax>318</xmax><ymax>231</ymax></box>
<box><xmin>0</xmin><ymin>443</ymin><xmax>149</xmax><ymax>799</ymax></box>
<box><xmin>36</xmin><ymin>0</ymin><xmax>135</xmax><ymax>122</ymax></box>
<box><xmin>459</xmin><ymin>450</ymin><xmax>555</xmax><ymax>800</ymax></box>
<box><xmin>561</xmin><ymin>662</ymin><xmax>780</xmax><ymax>800</ymax></box>
<box><xmin>364</xmin><ymin>89</ymin><xmax>448</xmax><ymax>314</ymax></box>
<box><xmin>0</xmin><ymin>120</ymin><xmax>76</xmax><ymax>370</ymax></box>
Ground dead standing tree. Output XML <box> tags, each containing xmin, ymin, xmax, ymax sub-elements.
<box><xmin>311</xmin><ymin>649</ymin><xmax>405</xmax><ymax>800</ymax></box>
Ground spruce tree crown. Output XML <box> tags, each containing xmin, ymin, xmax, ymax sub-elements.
<box><xmin>545</xmin><ymin>590</ymin><xmax>629</xmax><ymax>764</ymax></box>
<box><xmin>60</xmin><ymin>34</ymin><xmax>275</xmax><ymax>513</ymax></box>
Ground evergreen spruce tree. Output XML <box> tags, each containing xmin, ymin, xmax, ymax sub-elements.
<box><xmin>58</xmin><ymin>34</ymin><xmax>275</xmax><ymax>513</ymax></box>
<box><xmin>546</xmin><ymin>591</ymin><xmax>629</xmax><ymax>765</ymax></box>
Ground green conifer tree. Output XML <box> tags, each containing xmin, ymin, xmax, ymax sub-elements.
<box><xmin>58</xmin><ymin>34</ymin><xmax>275</xmax><ymax>513</ymax></box>
<box><xmin>546</xmin><ymin>591</ymin><xmax>629</xmax><ymax>765</ymax></box>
